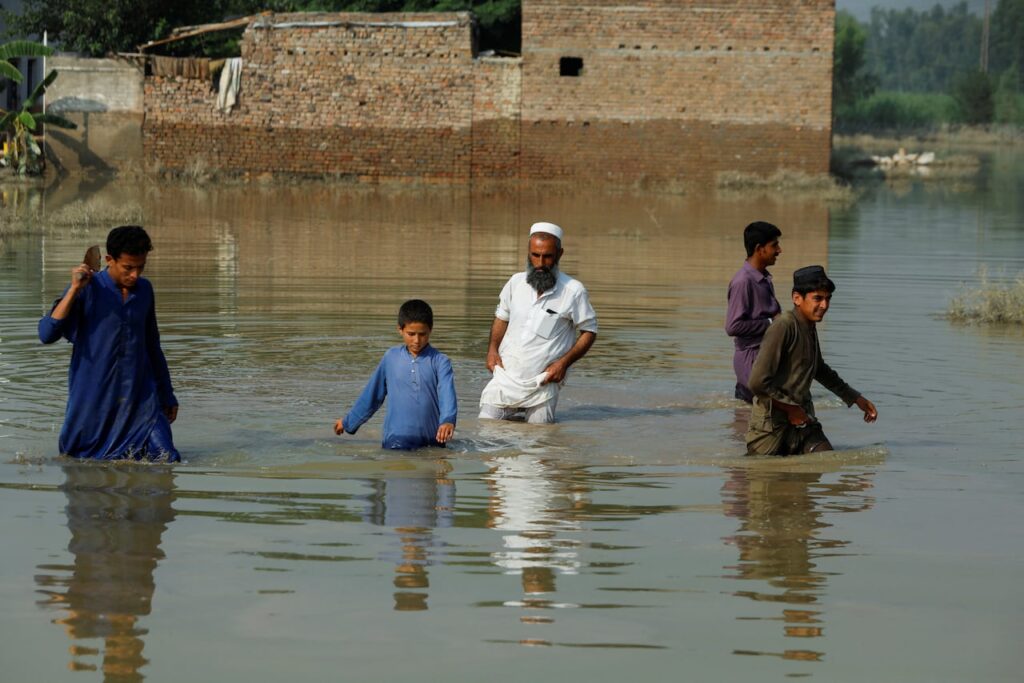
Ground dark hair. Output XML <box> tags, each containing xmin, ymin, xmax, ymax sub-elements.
<box><xmin>398</xmin><ymin>299</ymin><xmax>433</xmax><ymax>329</ymax></box>
<box><xmin>743</xmin><ymin>221</ymin><xmax>782</xmax><ymax>257</ymax></box>
<box><xmin>106</xmin><ymin>225</ymin><xmax>153</xmax><ymax>259</ymax></box>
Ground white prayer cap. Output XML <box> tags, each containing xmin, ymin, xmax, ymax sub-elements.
<box><xmin>529</xmin><ymin>222</ymin><xmax>564</xmax><ymax>241</ymax></box>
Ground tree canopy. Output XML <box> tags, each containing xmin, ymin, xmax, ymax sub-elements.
<box><xmin>864</xmin><ymin>2</ymin><xmax>982</xmax><ymax>92</ymax></box>
<box><xmin>833</xmin><ymin>11</ymin><xmax>877</xmax><ymax>113</ymax></box>
<box><xmin>1</xmin><ymin>0</ymin><xmax>521</xmax><ymax>56</ymax></box>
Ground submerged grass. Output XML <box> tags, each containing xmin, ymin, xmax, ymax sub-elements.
<box><xmin>715</xmin><ymin>170</ymin><xmax>856</xmax><ymax>203</ymax></box>
<box><xmin>48</xmin><ymin>197</ymin><xmax>144</xmax><ymax>231</ymax></box>
<box><xmin>948</xmin><ymin>272</ymin><xmax>1024</xmax><ymax>324</ymax></box>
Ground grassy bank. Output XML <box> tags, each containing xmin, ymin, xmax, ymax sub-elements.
<box><xmin>835</xmin><ymin>90</ymin><xmax>1024</xmax><ymax>145</ymax></box>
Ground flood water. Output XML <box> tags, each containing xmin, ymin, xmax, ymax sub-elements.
<box><xmin>1</xmin><ymin>156</ymin><xmax>1022</xmax><ymax>681</ymax></box>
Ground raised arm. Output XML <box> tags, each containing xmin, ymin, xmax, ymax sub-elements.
<box><xmin>38</xmin><ymin>264</ymin><xmax>94</xmax><ymax>344</ymax></box>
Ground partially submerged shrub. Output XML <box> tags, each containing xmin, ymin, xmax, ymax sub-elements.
<box><xmin>948</xmin><ymin>272</ymin><xmax>1024</xmax><ymax>324</ymax></box>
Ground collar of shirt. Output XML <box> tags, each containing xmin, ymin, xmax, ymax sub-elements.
<box><xmin>96</xmin><ymin>270</ymin><xmax>140</xmax><ymax>303</ymax></box>
<box><xmin>401</xmin><ymin>344</ymin><xmax>432</xmax><ymax>360</ymax></box>
<box><xmin>742</xmin><ymin>260</ymin><xmax>772</xmax><ymax>283</ymax></box>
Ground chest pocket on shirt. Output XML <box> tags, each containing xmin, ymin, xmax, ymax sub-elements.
<box><xmin>533</xmin><ymin>308</ymin><xmax>562</xmax><ymax>339</ymax></box>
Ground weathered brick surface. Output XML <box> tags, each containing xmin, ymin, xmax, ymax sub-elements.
<box><xmin>145</xmin><ymin>12</ymin><xmax>476</xmax><ymax>179</ymax></box>
<box><xmin>144</xmin><ymin>3</ymin><xmax>834</xmax><ymax>183</ymax></box>
<box><xmin>471</xmin><ymin>56</ymin><xmax>522</xmax><ymax>178</ymax></box>
<box><xmin>519</xmin><ymin>0</ymin><xmax>834</xmax><ymax>180</ymax></box>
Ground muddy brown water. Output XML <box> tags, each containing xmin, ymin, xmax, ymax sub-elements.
<box><xmin>1</xmin><ymin>157</ymin><xmax>1022</xmax><ymax>681</ymax></box>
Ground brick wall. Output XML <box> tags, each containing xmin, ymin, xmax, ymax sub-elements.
<box><xmin>145</xmin><ymin>12</ymin><xmax>477</xmax><ymax>179</ymax></box>
<box><xmin>470</xmin><ymin>56</ymin><xmax>521</xmax><ymax>179</ymax></box>
<box><xmin>144</xmin><ymin>3</ymin><xmax>834</xmax><ymax>184</ymax></box>
<box><xmin>519</xmin><ymin>0</ymin><xmax>835</xmax><ymax>183</ymax></box>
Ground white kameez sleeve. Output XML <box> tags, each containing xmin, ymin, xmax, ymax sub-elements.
<box><xmin>570</xmin><ymin>285</ymin><xmax>598</xmax><ymax>334</ymax></box>
<box><xmin>495</xmin><ymin>277</ymin><xmax>514</xmax><ymax>321</ymax></box>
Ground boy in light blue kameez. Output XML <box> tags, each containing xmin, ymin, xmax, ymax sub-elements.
<box><xmin>334</xmin><ymin>300</ymin><xmax>457</xmax><ymax>450</ymax></box>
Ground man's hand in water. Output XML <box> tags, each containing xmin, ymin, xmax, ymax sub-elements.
<box><xmin>486</xmin><ymin>348</ymin><xmax>503</xmax><ymax>373</ymax></box>
<box><xmin>333</xmin><ymin>418</ymin><xmax>346</xmax><ymax>435</ymax></box>
<box><xmin>436</xmin><ymin>423</ymin><xmax>454</xmax><ymax>443</ymax></box>
<box><xmin>163</xmin><ymin>405</ymin><xmax>178</xmax><ymax>424</ymax></box>
<box><xmin>855</xmin><ymin>396</ymin><xmax>878</xmax><ymax>423</ymax></box>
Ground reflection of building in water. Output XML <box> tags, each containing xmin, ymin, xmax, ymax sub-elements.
<box><xmin>35</xmin><ymin>465</ymin><xmax>177</xmax><ymax>681</ymax></box>
<box><xmin>721</xmin><ymin>467</ymin><xmax>875</xmax><ymax>663</ymax></box>
<box><xmin>486</xmin><ymin>455</ymin><xmax>587</xmax><ymax>621</ymax></box>
<box><xmin>361</xmin><ymin>468</ymin><xmax>455</xmax><ymax>612</ymax></box>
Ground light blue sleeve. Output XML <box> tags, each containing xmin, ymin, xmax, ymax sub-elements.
<box><xmin>437</xmin><ymin>354</ymin><xmax>457</xmax><ymax>426</ymax></box>
<box><xmin>343</xmin><ymin>356</ymin><xmax>389</xmax><ymax>434</ymax></box>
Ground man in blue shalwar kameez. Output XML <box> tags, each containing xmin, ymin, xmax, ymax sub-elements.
<box><xmin>38</xmin><ymin>225</ymin><xmax>180</xmax><ymax>462</ymax></box>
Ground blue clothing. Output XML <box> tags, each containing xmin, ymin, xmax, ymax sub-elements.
<box><xmin>343</xmin><ymin>344</ymin><xmax>457</xmax><ymax>450</ymax></box>
<box><xmin>38</xmin><ymin>271</ymin><xmax>180</xmax><ymax>462</ymax></box>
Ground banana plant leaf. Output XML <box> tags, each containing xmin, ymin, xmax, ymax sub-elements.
<box><xmin>24</xmin><ymin>69</ymin><xmax>59</xmax><ymax>110</ymax></box>
<box><xmin>0</xmin><ymin>61</ymin><xmax>21</xmax><ymax>83</ymax></box>
<box><xmin>0</xmin><ymin>41</ymin><xmax>54</xmax><ymax>61</ymax></box>
<box><xmin>17</xmin><ymin>110</ymin><xmax>36</xmax><ymax>130</ymax></box>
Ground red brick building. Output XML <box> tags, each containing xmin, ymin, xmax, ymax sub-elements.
<box><xmin>143</xmin><ymin>1</ymin><xmax>834</xmax><ymax>184</ymax></box>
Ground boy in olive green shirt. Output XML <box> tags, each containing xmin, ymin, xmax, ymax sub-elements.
<box><xmin>746</xmin><ymin>266</ymin><xmax>878</xmax><ymax>456</ymax></box>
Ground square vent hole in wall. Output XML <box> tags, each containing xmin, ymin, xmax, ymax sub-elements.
<box><xmin>560</xmin><ymin>57</ymin><xmax>583</xmax><ymax>77</ymax></box>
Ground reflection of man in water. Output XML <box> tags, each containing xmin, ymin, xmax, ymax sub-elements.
<box><xmin>725</xmin><ymin>221</ymin><xmax>782</xmax><ymax>403</ymax></box>
<box><xmin>362</xmin><ymin>468</ymin><xmax>455</xmax><ymax>611</ymax></box>
<box><xmin>480</xmin><ymin>222</ymin><xmax>598</xmax><ymax>424</ymax></box>
<box><xmin>36</xmin><ymin>464</ymin><xmax>177</xmax><ymax>679</ymax></box>
<box><xmin>721</xmin><ymin>466</ymin><xmax>875</xmax><ymax>662</ymax></box>
<box><xmin>486</xmin><ymin>455</ymin><xmax>585</xmax><ymax>613</ymax></box>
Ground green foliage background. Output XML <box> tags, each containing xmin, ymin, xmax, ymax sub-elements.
<box><xmin>835</xmin><ymin>0</ymin><xmax>1024</xmax><ymax>129</ymax></box>
<box><xmin>1</xmin><ymin>0</ymin><xmax>521</xmax><ymax>55</ymax></box>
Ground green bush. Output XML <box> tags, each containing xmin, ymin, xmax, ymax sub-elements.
<box><xmin>836</xmin><ymin>90</ymin><xmax>959</xmax><ymax>129</ymax></box>
<box><xmin>994</xmin><ymin>66</ymin><xmax>1024</xmax><ymax>125</ymax></box>
<box><xmin>951</xmin><ymin>70</ymin><xmax>995</xmax><ymax>124</ymax></box>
